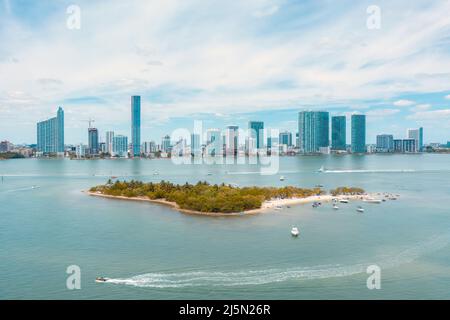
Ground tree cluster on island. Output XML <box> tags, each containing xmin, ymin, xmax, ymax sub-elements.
<box><xmin>90</xmin><ymin>180</ymin><xmax>364</xmax><ymax>213</ymax></box>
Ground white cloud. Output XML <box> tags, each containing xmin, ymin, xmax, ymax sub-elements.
<box><xmin>393</xmin><ymin>99</ymin><xmax>415</xmax><ymax>107</ymax></box>
<box><xmin>366</xmin><ymin>109</ymin><xmax>401</xmax><ymax>117</ymax></box>
<box><xmin>445</xmin><ymin>94</ymin><xmax>450</xmax><ymax>100</ymax></box>
<box><xmin>410</xmin><ymin>104</ymin><xmax>431</xmax><ymax>112</ymax></box>
<box><xmin>407</xmin><ymin>109</ymin><xmax>450</xmax><ymax>120</ymax></box>
<box><xmin>253</xmin><ymin>5</ymin><xmax>279</xmax><ymax>18</ymax></box>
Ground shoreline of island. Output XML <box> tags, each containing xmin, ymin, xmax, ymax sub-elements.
<box><xmin>86</xmin><ymin>190</ymin><xmax>376</xmax><ymax>217</ymax></box>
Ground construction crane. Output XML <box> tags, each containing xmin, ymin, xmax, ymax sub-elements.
<box><xmin>82</xmin><ymin>118</ymin><xmax>95</xmax><ymax>129</ymax></box>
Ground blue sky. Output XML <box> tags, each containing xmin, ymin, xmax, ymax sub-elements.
<box><xmin>0</xmin><ymin>0</ymin><xmax>450</xmax><ymax>145</ymax></box>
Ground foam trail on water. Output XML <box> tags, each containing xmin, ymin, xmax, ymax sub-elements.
<box><xmin>105</xmin><ymin>234</ymin><xmax>450</xmax><ymax>288</ymax></box>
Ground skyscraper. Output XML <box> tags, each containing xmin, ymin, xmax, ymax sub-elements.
<box><xmin>351</xmin><ymin>114</ymin><xmax>366</xmax><ymax>153</ymax></box>
<box><xmin>131</xmin><ymin>95</ymin><xmax>141</xmax><ymax>157</ymax></box>
<box><xmin>331</xmin><ymin>116</ymin><xmax>346</xmax><ymax>150</ymax></box>
<box><xmin>105</xmin><ymin>131</ymin><xmax>114</xmax><ymax>155</ymax></box>
<box><xmin>298</xmin><ymin>111</ymin><xmax>329</xmax><ymax>153</ymax></box>
<box><xmin>376</xmin><ymin>134</ymin><xmax>394</xmax><ymax>152</ymax></box>
<box><xmin>37</xmin><ymin>107</ymin><xmax>64</xmax><ymax>154</ymax></box>
<box><xmin>162</xmin><ymin>135</ymin><xmax>171</xmax><ymax>153</ymax></box>
<box><xmin>206</xmin><ymin>128</ymin><xmax>221</xmax><ymax>156</ymax></box>
<box><xmin>225</xmin><ymin>126</ymin><xmax>239</xmax><ymax>156</ymax></box>
<box><xmin>407</xmin><ymin>127</ymin><xmax>423</xmax><ymax>152</ymax></box>
<box><xmin>279</xmin><ymin>131</ymin><xmax>292</xmax><ymax>147</ymax></box>
<box><xmin>88</xmin><ymin>127</ymin><xmax>99</xmax><ymax>155</ymax></box>
<box><xmin>113</xmin><ymin>135</ymin><xmax>128</xmax><ymax>157</ymax></box>
<box><xmin>190</xmin><ymin>133</ymin><xmax>201</xmax><ymax>156</ymax></box>
<box><xmin>248</xmin><ymin>121</ymin><xmax>264</xmax><ymax>149</ymax></box>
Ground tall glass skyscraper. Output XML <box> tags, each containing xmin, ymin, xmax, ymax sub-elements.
<box><xmin>351</xmin><ymin>114</ymin><xmax>366</xmax><ymax>153</ymax></box>
<box><xmin>131</xmin><ymin>95</ymin><xmax>141</xmax><ymax>157</ymax></box>
<box><xmin>298</xmin><ymin>111</ymin><xmax>329</xmax><ymax>153</ymax></box>
<box><xmin>162</xmin><ymin>135</ymin><xmax>171</xmax><ymax>153</ymax></box>
<box><xmin>206</xmin><ymin>129</ymin><xmax>221</xmax><ymax>156</ymax></box>
<box><xmin>331</xmin><ymin>116</ymin><xmax>346</xmax><ymax>150</ymax></box>
<box><xmin>190</xmin><ymin>133</ymin><xmax>201</xmax><ymax>156</ymax></box>
<box><xmin>225</xmin><ymin>126</ymin><xmax>239</xmax><ymax>156</ymax></box>
<box><xmin>37</xmin><ymin>107</ymin><xmax>64</xmax><ymax>154</ymax></box>
<box><xmin>105</xmin><ymin>131</ymin><xmax>114</xmax><ymax>154</ymax></box>
<box><xmin>407</xmin><ymin>127</ymin><xmax>423</xmax><ymax>152</ymax></box>
<box><xmin>88</xmin><ymin>128</ymin><xmax>99</xmax><ymax>155</ymax></box>
<box><xmin>248</xmin><ymin>121</ymin><xmax>264</xmax><ymax>149</ymax></box>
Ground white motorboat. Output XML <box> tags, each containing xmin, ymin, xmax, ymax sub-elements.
<box><xmin>291</xmin><ymin>227</ymin><xmax>300</xmax><ymax>237</ymax></box>
<box><xmin>153</xmin><ymin>171</ymin><xmax>159</xmax><ymax>175</ymax></box>
<box><xmin>356</xmin><ymin>206</ymin><xmax>365</xmax><ymax>213</ymax></box>
<box><xmin>95</xmin><ymin>277</ymin><xmax>109</xmax><ymax>283</ymax></box>
<box><xmin>363</xmin><ymin>198</ymin><xmax>382</xmax><ymax>204</ymax></box>
<box><xmin>333</xmin><ymin>204</ymin><xmax>339</xmax><ymax>210</ymax></box>
<box><xmin>318</xmin><ymin>165</ymin><xmax>325</xmax><ymax>173</ymax></box>
<box><xmin>339</xmin><ymin>199</ymin><xmax>349</xmax><ymax>203</ymax></box>
<box><xmin>279</xmin><ymin>176</ymin><xmax>285</xmax><ymax>181</ymax></box>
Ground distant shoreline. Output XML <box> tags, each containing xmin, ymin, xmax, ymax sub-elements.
<box><xmin>86</xmin><ymin>191</ymin><xmax>374</xmax><ymax>217</ymax></box>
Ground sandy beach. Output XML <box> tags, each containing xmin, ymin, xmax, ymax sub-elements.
<box><xmin>86</xmin><ymin>191</ymin><xmax>375</xmax><ymax>217</ymax></box>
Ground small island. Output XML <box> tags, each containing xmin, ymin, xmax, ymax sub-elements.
<box><xmin>88</xmin><ymin>180</ymin><xmax>367</xmax><ymax>216</ymax></box>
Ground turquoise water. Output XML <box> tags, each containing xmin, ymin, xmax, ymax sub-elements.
<box><xmin>0</xmin><ymin>154</ymin><xmax>449</xmax><ymax>299</ymax></box>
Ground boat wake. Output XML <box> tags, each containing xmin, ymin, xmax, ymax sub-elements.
<box><xmin>323</xmin><ymin>169</ymin><xmax>450</xmax><ymax>174</ymax></box>
<box><xmin>104</xmin><ymin>234</ymin><xmax>450</xmax><ymax>288</ymax></box>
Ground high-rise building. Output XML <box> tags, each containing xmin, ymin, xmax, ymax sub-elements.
<box><xmin>376</xmin><ymin>134</ymin><xmax>394</xmax><ymax>152</ymax></box>
<box><xmin>331</xmin><ymin>116</ymin><xmax>346</xmax><ymax>150</ymax></box>
<box><xmin>206</xmin><ymin>128</ymin><xmax>221</xmax><ymax>156</ymax></box>
<box><xmin>105</xmin><ymin>131</ymin><xmax>114</xmax><ymax>154</ymax></box>
<box><xmin>37</xmin><ymin>107</ymin><xmax>64</xmax><ymax>154</ymax></box>
<box><xmin>0</xmin><ymin>140</ymin><xmax>13</xmax><ymax>153</ymax></box>
<box><xmin>351</xmin><ymin>114</ymin><xmax>366</xmax><ymax>153</ymax></box>
<box><xmin>225</xmin><ymin>126</ymin><xmax>239</xmax><ymax>156</ymax></box>
<box><xmin>298</xmin><ymin>111</ymin><xmax>329</xmax><ymax>153</ymax></box>
<box><xmin>279</xmin><ymin>131</ymin><xmax>292</xmax><ymax>147</ymax></box>
<box><xmin>131</xmin><ymin>95</ymin><xmax>141</xmax><ymax>157</ymax></box>
<box><xmin>162</xmin><ymin>135</ymin><xmax>171</xmax><ymax>153</ymax></box>
<box><xmin>113</xmin><ymin>135</ymin><xmax>128</xmax><ymax>157</ymax></box>
<box><xmin>88</xmin><ymin>128</ymin><xmax>99</xmax><ymax>155</ymax></box>
<box><xmin>190</xmin><ymin>133</ymin><xmax>201</xmax><ymax>156</ymax></box>
<box><xmin>142</xmin><ymin>141</ymin><xmax>156</xmax><ymax>155</ymax></box>
<box><xmin>407</xmin><ymin>127</ymin><xmax>423</xmax><ymax>152</ymax></box>
<box><xmin>248</xmin><ymin>121</ymin><xmax>264</xmax><ymax>149</ymax></box>
<box><xmin>402</xmin><ymin>139</ymin><xmax>416</xmax><ymax>153</ymax></box>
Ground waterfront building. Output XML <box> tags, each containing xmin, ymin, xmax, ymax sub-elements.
<box><xmin>36</xmin><ymin>107</ymin><xmax>64</xmax><ymax>155</ymax></box>
<box><xmin>75</xmin><ymin>144</ymin><xmax>86</xmax><ymax>158</ymax></box>
<box><xmin>248</xmin><ymin>121</ymin><xmax>264</xmax><ymax>149</ymax></box>
<box><xmin>298</xmin><ymin>111</ymin><xmax>329</xmax><ymax>153</ymax></box>
<box><xmin>402</xmin><ymin>139</ymin><xmax>417</xmax><ymax>153</ymax></box>
<box><xmin>279</xmin><ymin>131</ymin><xmax>293</xmax><ymax>147</ymax></box>
<box><xmin>105</xmin><ymin>131</ymin><xmax>114</xmax><ymax>154</ymax></box>
<box><xmin>351</xmin><ymin>114</ymin><xmax>366</xmax><ymax>153</ymax></box>
<box><xmin>331</xmin><ymin>116</ymin><xmax>346</xmax><ymax>150</ymax></box>
<box><xmin>131</xmin><ymin>95</ymin><xmax>141</xmax><ymax>157</ymax></box>
<box><xmin>407</xmin><ymin>127</ymin><xmax>423</xmax><ymax>152</ymax></box>
<box><xmin>376</xmin><ymin>134</ymin><xmax>394</xmax><ymax>152</ymax></box>
<box><xmin>113</xmin><ymin>135</ymin><xmax>128</xmax><ymax>157</ymax></box>
<box><xmin>88</xmin><ymin>128</ymin><xmax>99</xmax><ymax>155</ymax></box>
<box><xmin>206</xmin><ymin>129</ymin><xmax>221</xmax><ymax>156</ymax></box>
<box><xmin>225</xmin><ymin>125</ymin><xmax>239</xmax><ymax>156</ymax></box>
<box><xmin>0</xmin><ymin>140</ymin><xmax>13</xmax><ymax>153</ymax></box>
<box><xmin>142</xmin><ymin>141</ymin><xmax>156</xmax><ymax>155</ymax></box>
<box><xmin>190</xmin><ymin>133</ymin><xmax>201</xmax><ymax>156</ymax></box>
<box><xmin>162</xmin><ymin>135</ymin><xmax>171</xmax><ymax>153</ymax></box>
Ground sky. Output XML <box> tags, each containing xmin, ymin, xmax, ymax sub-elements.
<box><xmin>0</xmin><ymin>0</ymin><xmax>450</xmax><ymax>145</ymax></box>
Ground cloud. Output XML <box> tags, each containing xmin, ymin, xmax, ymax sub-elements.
<box><xmin>407</xmin><ymin>109</ymin><xmax>450</xmax><ymax>120</ymax></box>
<box><xmin>366</xmin><ymin>109</ymin><xmax>401</xmax><ymax>117</ymax></box>
<box><xmin>410</xmin><ymin>104</ymin><xmax>431</xmax><ymax>112</ymax></box>
<box><xmin>445</xmin><ymin>94</ymin><xmax>450</xmax><ymax>100</ymax></box>
<box><xmin>393</xmin><ymin>99</ymin><xmax>415</xmax><ymax>107</ymax></box>
<box><xmin>253</xmin><ymin>5</ymin><xmax>279</xmax><ymax>18</ymax></box>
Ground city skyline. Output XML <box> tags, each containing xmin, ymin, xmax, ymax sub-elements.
<box><xmin>1</xmin><ymin>1</ymin><xmax>450</xmax><ymax>144</ymax></box>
